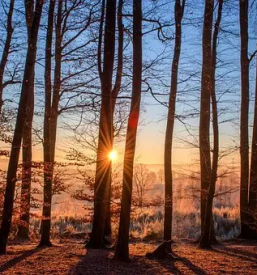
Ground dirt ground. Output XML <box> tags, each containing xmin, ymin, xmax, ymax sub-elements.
<box><xmin>0</xmin><ymin>239</ymin><xmax>256</xmax><ymax>274</ymax></box>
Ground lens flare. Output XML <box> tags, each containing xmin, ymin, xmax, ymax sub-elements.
<box><xmin>108</xmin><ymin>150</ymin><xmax>117</xmax><ymax>161</ymax></box>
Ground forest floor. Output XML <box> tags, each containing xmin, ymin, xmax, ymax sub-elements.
<box><xmin>0</xmin><ymin>239</ymin><xmax>256</xmax><ymax>274</ymax></box>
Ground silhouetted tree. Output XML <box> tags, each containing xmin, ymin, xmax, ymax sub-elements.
<box><xmin>249</xmin><ymin>48</ymin><xmax>257</xmax><ymax>238</ymax></box>
<box><xmin>163</xmin><ymin>0</ymin><xmax>185</xmax><ymax>243</ymax></box>
<box><xmin>238</xmin><ymin>0</ymin><xmax>257</xmax><ymax>239</ymax></box>
<box><xmin>39</xmin><ymin>0</ymin><xmax>96</xmax><ymax>246</ymax></box>
<box><xmin>239</xmin><ymin>0</ymin><xmax>250</xmax><ymax>239</ymax></box>
<box><xmin>198</xmin><ymin>0</ymin><xmax>213</xmax><ymax>249</ymax></box>
<box><xmin>114</xmin><ymin>0</ymin><xmax>142</xmax><ymax>261</ymax></box>
<box><xmin>105</xmin><ymin>0</ymin><xmax>124</xmax><ymax>237</ymax></box>
<box><xmin>0</xmin><ymin>0</ymin><xmax>15</xmax><ymax>116</ymax></box>
<box><xmin>200</xmin><ymin>0</ymin><xmax>223</xmax><ymax>248</ymax></box>
<box><xmin>17</xmin><ymin>0</ymin><xmax>37</xmax><ymax>240</ymax></box>
<box><xmin>88</xmin><ymin>0</ymin><xmax>116</xmax><ymax>248</ymax></box>
<box><xmin>0</xmin><ymin>0</ymin><xmax>44</xmax><ymax>254</ymax></box>
<box><xmin>39</xmin><ymin>0</ymin><xmax>56</xmax><ymax>247</ymax></box>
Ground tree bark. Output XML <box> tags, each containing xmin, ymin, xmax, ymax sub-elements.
<box><xmin>88</xmin><ymin>0</ymin><xmax>116</xmax><ymax>248</ymax></box>
<box><xmin>17</xmin><ymin>94</ymin><xmax>34</xmax><ymax>239</ymax></box>
<box><xmin>0</xmin><ymin>0</ymin><xmax>44</xmax><ymax>254</ymax></box>
<box><xmin>248</xmin><ymin>48</ymin><xmax>257</xmax><ymax>239</ymax></box>
<box><xmin>238</xmin><ymin>0</ymin><xmax>252</xmax><ymax>239</ymax></box>
<box><xmin>198</xmin><ymin>0</ymin><xmax>213</xmax><ymax>249</ymax></box>
<box><xmin>17</xmin><ymin>0</ymin><xmax>35</xmax><ymax>239</ymax></box>
<box><xmin>114</xmin><ymin>0</ymin><xmax>142</xmax><ymax>261</ymax></box>
<box><xmin>105</xmin><ymin>0</ymin><xmax>124</xmax><ymax>238</ymax></box>
<box><xmin>200</xmin><ymin>0</ymin><xmax>223</xmax><ymax>248</ymax></box>
<box><xmin>39</xmin><ymin>0</ymin><xmax>59</xmax><ymax>247</ymax></box>
<box><xmin>163</xmin><ymin>0</ymin><xmax>185</xmax><ymax>242</ymax></box>
<box><xmin>0</xmin><ymin>0</ymin><xmax>15</xmax><ymax>116</ymax></box>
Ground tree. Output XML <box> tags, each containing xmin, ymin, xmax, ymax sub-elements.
<box><xmin>133</xmin><ymin>164</ymin><xmax>157</xmax><ymax>208</ymax></box>
<box><xmin>17</xmin><ymin>0</ymin><xmax>37</xmax><ymax>240</ymax></box>
<box><xmin>0</xmin><ymin>0</ymin><xmax>44</xmax><ymax>254</ymax></box>
<box><xmin>198</xmin><ymin>0</ymin><xmax>213</xmax><ymax>249</ymax></box>
<box><xmin>0</xmin><ymin>0</ymin><xmax>15</xmax><ymax>116</ymax></box>
<box><xmin>87</xmin><ymin>0</ymin><xmax>116</xmax><ymax>248</ymax></box>
<box><xmin>239</xmin><ymin>0</ymin><xmax>250</xmax><ymax>239</ymax></box>
<box><xmin>39</xmin><ymin>0</ymin><xmax>56</xmax><ymax>247</ymax></box>
<box><xmin>39</xmin><ymin>0</ymin><xmax>96</xmax><ymax>246</ymax></box>
<box><xmin>238</xmin><ymin>0</ymin><xmax>257</xmax><ymax>239</ymax></box>
<box><xmin>200</xmin><ymin>0</ymin><xmax>223</xmax><ymax>248</ymax></box>
<box><xmin>163</xmin><ymin>0</ymin><xmax>185</xmax><ymax>243</ymax></box>
<box><xmin>249</xmin><ymin>47</ymin><xmax>257</xmax><ymax>238</ymax></box>
<box><xmin>114</xmin><ymin>0</ymin><xmax>142</xmax><ymax>261</ymax></box>
<box><xmin>104</xmin><ymin>0</ymin><xmax>124</xmax><ymax>238</ymax></box>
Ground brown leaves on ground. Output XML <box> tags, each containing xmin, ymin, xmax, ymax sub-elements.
<box><xmin>0</xmin><ymin>240</ymin><xmax>256</xmax><ymax>274</ymax></box>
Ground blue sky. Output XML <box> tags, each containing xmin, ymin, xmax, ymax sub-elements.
<box><xmin>0</xmin><ymin>0</ymin><xmax>256</xmax><ymax>172</ymax></box>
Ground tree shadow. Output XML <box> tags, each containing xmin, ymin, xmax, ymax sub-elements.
<box><xmin>212</xmin><ymin>245</ymin><xmax>257</xmax><ymax>263</ymax></box>
<box><xmin>70</xmin><ymin>248</ymin><xmax>208</xmax><ymax>275</ymax></box>
<box><xmin>149</xmin><ymin>258</ymin><xmax>184</xmax><ymax>275</ymax></box>
<box><xmin>134</xmin><ymin>255</ymin><xmax>182</xmax><ymax>274</ymax></box>
<box><xmin>70</xmin><ymin>249</ymin><xmax>181</xmax><ymax>274</ymax></box>
<box><xmin>171</xmin><ymin>252</ymin><xmax>207</xmax><ymax>275</ymax></box>
<box><xmin>0</xmin><ymin>246</ymin><xmax>45</xmax><ymax>273</ymax></box>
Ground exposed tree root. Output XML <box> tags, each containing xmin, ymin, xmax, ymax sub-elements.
<box><xmin>38</xmin><ymin>241</ymin><xmax>53</xmax><ymax>248</ymax></box>
<box><xmin>145</xmin><ymin>240</ymin><xmax>179</xmax><ymax>260</ymax></box>
<box><xmin>85</xmin><ymin>235</ymin><xmax>113</xmax><ymax>250</ymax></box>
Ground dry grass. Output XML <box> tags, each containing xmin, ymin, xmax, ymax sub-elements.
<box><xmin>0</xmin><ymin>240</ymin><xmax>256</xmax><ymax>274</ymax></box>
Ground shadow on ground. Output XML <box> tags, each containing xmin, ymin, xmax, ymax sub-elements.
<box><xmin>213</xmin><ymin>242</ymin><xmax>257</xmax><ymax>264</ymax></box>
<box><xmin>0</xmin><ymin>246</ymin><xmax>46</xmax><ymax>273</ymax></box>
<box><xmin>70</xmin><ymin>247</ymin><xmax>207</xmax><ymax>275</ymax></box>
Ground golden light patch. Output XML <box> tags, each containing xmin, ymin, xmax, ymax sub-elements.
<box><xmin>108</xmin><ymin>150</ymin><xmax>118</xmax><ymax>161</ymax></box>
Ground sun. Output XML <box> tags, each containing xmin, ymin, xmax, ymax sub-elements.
<box><xmin>108</xmin><ymin>150</ymin><xmax>117</xmax><ymax>161</ymax></box>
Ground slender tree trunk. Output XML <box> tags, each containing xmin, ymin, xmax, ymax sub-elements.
<box><xmin>163</xmin><ymin>0</ymin><xmax>185</xmax><ymax>242</ymax></box>
<box><xmin>39</xmin><ymin>0</ymin><xmax>61</xmax><ymax>247</ymax></box>
<box><xmin>200</xmin><ymin>0</ymin><xmax>223</xmax><ymax>248</ymax></box>
<box><xmin>248</xmin><ymin>49</ymin><xmax>257</xmax><ymax>239</ymax></box>
<box><xmin>17</xmin><ymin>94</ymin><xmax>34</xmax><ymax>239</ymax></box>
<box><xmin>0</xmin><ymin>0</ymin><xmax>44</xmax><ymax>254</ymax></box>
<box><xmin>114</xmin><ymin>0</ymin><xmax>142</xmax><ymax>261</ymax></box>
<box><xmin>97</xmin><ymin>0</ymin><xmax>105</xmax><ymax>83</ymax></box>
<box><xmin>88</xmin><ymin>0</ymin><xmax>116</xmax><ymax>248</ymax></box>
<box><xmin>209</xmin><ymin>0</ymin><xmax>223</xmax><ymax>245</ymax></box>
<box><xmin>198</xmin><ymin>0</ymin><xmax>213</xmax><ymax>249</ymax></box>
<box><xmin>0</xmin><ymin>0</ymin><xmax>15</xmax><ymax>116</ymax></box>
<box><xmin>105</xmin><ymin>0</ymin><xmax>124</xmax><ymax>238</ymax></box>
<box><xmin>17</xmin><ymin>0</ymin><xmax>35</xmax><ymax>239</ymax></box>
<box><xmin>239</xmin><ymin>0</ymin><xmax>251</xmax><ymax>239</ymax></box>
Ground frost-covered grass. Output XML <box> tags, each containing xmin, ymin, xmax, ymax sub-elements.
<box><xmin>128</xmin><ymin>205</ymin><xmax>239</xmax><ymax>241</ymax></box>
<box><xmin>11</xmin><ymin>173</ymin><xmax>240</xmax><ymax>241</ymax></box>
<box><xmin>26</xmin><ymin>204</ymin><xmax>240</xmax><ymax>241</ymax></box>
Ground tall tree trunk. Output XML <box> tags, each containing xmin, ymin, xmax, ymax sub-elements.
<box><xmin>163</xmin><ymin>0</ymin><xmax>185</xmax><ymax>243</ymax></box>
<box><xmin>17</xmin><ymin>0</ymin><xmax>35</xmax><ymax>239</ymax></box>
<box><xmin>248</xmin><ymin>48</ymin><xmax>257</xmax><ymax>239</ymax></box>
<box><xmin>0</xmin><ymin>0</ymin><xmax>44</xmax><ymax>255</ymax></box>
<box><xmin>239</xmin><ymin>0</ymin><xmax>251</xmax><ymax>239</ymax></box>
<box><xmin>198</xmin><ymin>0</ymin><xmax>213</xmax><ymax>249</ymax></box>
<box><xmin>200</xmin><ymin>0</ymin><xmax>223</xmax><ymax>248</ymax></box>
<box><xmin>17</xmin><ymin>94</ymin><xmax>34</xmax><ymax>239</ymax></box>
<box><xmin>0</xmin><ymin>0</ymin><xmax>15</xmax><ymax>116</ymax></box>
<box><xmin>209</xmin><ymin>0</ymin><xmax>223</xmax><ymax>245</ymax></box>
<box><xmin>114</xmin><ymin>0</ymin><xmax>142</xmax><ymax>261</ymax></box>
<box><xmin>105</xmin><ymin>0</ymin><xmax>124</xmax><ymax>238</ymax></box>
<box><xmin>88</xmin><ymin>0</ymin><xmax>116</xmax><ymax>248</ymax></box>
<box><xmin>39</xmin><ymin>0</ymin><xmax>60</xmax><ymax>247</ymax></box>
